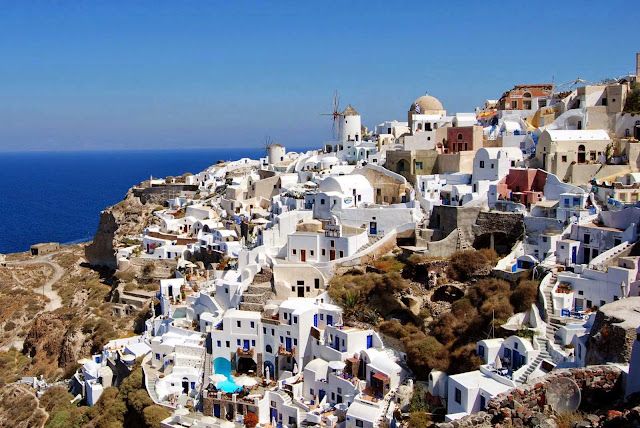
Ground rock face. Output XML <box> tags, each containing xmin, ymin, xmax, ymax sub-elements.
<box><xmin>85</xmin><ymin>187</ymin><xmax>161</xmax><ymax>268</ymax></box>
<box><xmin>586</xmin><ymin>297</ymin><xmax>640</xmax><ymax>365</ymax></box>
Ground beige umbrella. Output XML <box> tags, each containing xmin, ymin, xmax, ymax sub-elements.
<box><xmin>494</xmin><ymin>355</ymin><xmax>502</xmax><ymax>370</ymax></box>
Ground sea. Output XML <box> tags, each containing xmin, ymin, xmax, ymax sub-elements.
<box><xmin>0</xmin><ymin>148</ymin><xmax>274</xmax><ymax>254</ymax></box>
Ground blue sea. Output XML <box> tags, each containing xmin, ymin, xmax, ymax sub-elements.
<box><xmin>0</xmin><ymin>148</ymin><xmax>272</xmax><ymax>254</ymax></box>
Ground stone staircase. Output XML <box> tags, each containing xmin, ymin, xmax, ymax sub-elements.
<box><xmin>357</xmin><ymin>235</ymin><xmax>382</xmax><ymax>253</ymax></box>
<box><xmin>542</xmin><ymin>272</ymin><xmax>564</xmax><ymax>346</ymax></box>
<box><xmin>456</xmin><ymin>228</ymin><xmax>471</xmax><ymax>251</ymax></box>
<box><xmin>239</xmin><ymin>282</ymin><xmax>274</xmax><ymax>312</ymax></box>
<box><xmin>275</xmin><ymin>389</ymin><xmax>293</xmax><ymax>405</ymax></box>
<box><xmin>516</xmin><ymin>337</ymin><xmax>553</xmax><ymax>384</ymax></box>
<box><xmin>147</xmin><ymin>375</ymin><xmax>160</xmax><ymax>403</ymax></box>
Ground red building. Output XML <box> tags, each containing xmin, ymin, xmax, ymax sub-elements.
<box><xmin>446</xmin><ymin>125</ymin><xmax>483</xmax><ymax>153</ymax></box>
<box><xmin>497</xmin><ymin>84</ymin><xmax>553</xmax><ymax>111</ymax></box>
<box><xmin>496</xmin><ymin>169</ymin><xmax>547</xmax><ymax>207</ymax></box>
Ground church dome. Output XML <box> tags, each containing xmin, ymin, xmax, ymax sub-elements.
<box><xmin>410</xmin><ymin>93</ymin><xmax>444</xmax><ymax>114</ymax></box>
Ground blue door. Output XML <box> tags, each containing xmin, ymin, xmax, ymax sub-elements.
<box><xmin>327</xmin><ymin>315</ymin><xmax>333</xmax><ymax>326</ymax></box>
<box><xmin>314</xmin><ymin>314</ymin><xmax>318</xmax><ymax>327</ymax></box>
<box><xmin>285</xmin><ymin>337</ymin><xmax>292</xmax><ymax>350</ymax></box>
<box><xmin>571</xmin><ymin>246</ymin><xmax>577</xmax><ymax>264</ymax></box>
<box><xmin>370</xmin><ymin>222</ymin><xmax>377</xmax><ymax>235</ymax></box>
<box><xmin>319</xmin><ymin>390</ymin><xmax>326</xmax><ymax>401</ymax></box>
<box><xmin>243</xmin><ymin>340</ymin><xmax>250</xmax><ymax>350</ymax></box>
<box><xmin>366</xmin><ymin>335</ymin><xmax>373</xmax><ymax>349</ymax></box>
<box><xmin>214</xmin><ymin>404</ymin><xmax>221</xmax><ymax>418</ymax></box>
<box><xmin>270</xmin><ymin>408</ymin><xmax>278</xmax><ymax>422</ymax></box>
<box><xmin>334</xmin><ymin>336</ymin><xmax>340</xmax><ymax>350</ymax></box>
<box><xmin>480</xmin><ymin>395</ymin><xmax>486</xmax><ymax>410</ymax></box>
<box><xmin>512</xmin><ymin>350</ymin><xmax>521</xmax><ymax>370</ymax></box>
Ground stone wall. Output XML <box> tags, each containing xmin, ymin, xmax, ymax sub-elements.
<box><xmin>437</xmin><ymin>366</ymin><xmax>624</xmax><ymax>428</ymax></box>
<box><xmin>586</xmin><ymin>298</ymin><xmax>640</xmax><ymax>365</ymax></box>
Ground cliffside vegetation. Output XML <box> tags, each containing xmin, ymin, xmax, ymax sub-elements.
<box><xmin>329</xmin><ymin>249</ymin><xmax>540</xmax><ymax>380</ymax></box>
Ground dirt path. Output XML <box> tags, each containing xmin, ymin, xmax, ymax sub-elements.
<box><xmin>4</xmin><ymin>251</ymin><xmax>71</xmax><ymax>313</ymax></box>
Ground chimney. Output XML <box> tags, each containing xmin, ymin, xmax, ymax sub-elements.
<box><xmin>637</xmin><ymin>52</ymin><xmax>640</xmax><ymax>77</ymax></box>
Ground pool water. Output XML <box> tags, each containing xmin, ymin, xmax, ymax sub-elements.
<box><xmin>213</xmin><ymin>357</ymin><xmax>240</xmax><ymax>393</ymax></box>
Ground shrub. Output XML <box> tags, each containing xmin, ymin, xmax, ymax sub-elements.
<box><xmin>407</xmin><ymin>411</ymin><xmax>431</xmax><ymax>428</ymax></box>
<box><xmin>404</xmin><ymin>336</ymin><xmax>448</xmax><ymax>378</ymax></box>
<box><xmin>378</xmin><ymin>320</ymin><xmax>405</xmax><ymax>339</ymax></box>
<box><xmin>510</xmin><ymin>280</ymin><xmax>539</xmax><ymax>313</ymax></box>
<box><xmin>244</xmin><ymin>412</ymin><xmax>259</xmax><ymax>427</ymax></box>
<box><xmin>143</xmin><ymin>405</ymin><xmax>171</xmax><ymax>428</ymax></box>
<box><xmin>446</xmin><ymin>249</ymin><xmax>497</xmax><ymax>282</ymax></box>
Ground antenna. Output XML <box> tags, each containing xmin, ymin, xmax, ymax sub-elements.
<box><xmin>321</xmin><ymin>90</ymin><xmax>341</xmax><ymax>139</ymax></box>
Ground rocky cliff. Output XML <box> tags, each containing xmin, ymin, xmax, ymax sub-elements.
<box><xmin>85</xmin><ymin>186</ymin><xmax>161</xmax><ymax>268</ymax></box>
<box><xmin>586</xmin><ymin>297</ymin><xmax>640</xmax><ymax>365</ymax></box>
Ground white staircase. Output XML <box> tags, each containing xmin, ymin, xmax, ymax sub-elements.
<box><xmin>516</xmin><ymin>337</ymin><xmax>554</xmax><ymax>384</ymax></box>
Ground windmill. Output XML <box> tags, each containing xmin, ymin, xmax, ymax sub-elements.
<box><xmin>262</xmin><ymin>134</ymin><xmax>274</xmax><ymax>157</ymax></box>
<box><xmin>321</xmin><ymin>90</ymin><xmax>341</xmax><ymax>139</ymax></box>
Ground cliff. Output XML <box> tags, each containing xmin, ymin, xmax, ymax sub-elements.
<box><xmin>85</xmin><ymin>186</ymin><xmax>161</xmax><ymax>268</ymax></box>
<box><xmin>585</xmin><ymin>297</ymin><xmax>640</xmax><ymax>365</ymax></box>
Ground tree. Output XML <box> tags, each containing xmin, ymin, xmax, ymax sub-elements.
<box><xmin>624</xmin><ymin>82</ymin><xmax>640</xmax><ymax>113</ymax></box>
<box><xmin>244</xmin><ymin>412</ymin><xmax>259</xmax><ymax>428</ymax></box>
<box><xmin>407</xmin><ymin>411</ymin><xmax>431</xmax><ymax>428</ymax></box>
<box><xmin>142</xmin><ymin>405</ymin><xmax>171</xmax><ymax>428</ymax></box>
<box><xmin>510</xmin><ymin>280</ymin><xmax>539</xmax><ymax>313</ymax></box>
<box><xmin>446</xmin><ymin>249</ymin><xmax>497</xmax><ymax>282</ymax></box>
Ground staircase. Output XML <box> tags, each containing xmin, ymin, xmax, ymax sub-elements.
<box><xmin>239</xmin><ymin>282</ymin><xmax>274</xmax><ymax>312</ymax></box>
<box><xmin>275</xmin><ymin>389</ymin><xmax>293</xmax><ymax>405</ymax></box>
<box><xmin>147</xmin><ymin>375</ymin><xmax>160</xmax><ymax>403</ymax></box>
<box><xmin>357</xmin><ymin>235</ymin><xmax>382</xmax><ymax>253</ymax></box>
<box><xmin>542</xmin><ymin>272</ymin><xmax>564</xmax><ymax>346</ymax></box>
<box><xmin>516</xmin><ymin>337</ymin><xmax>554</xmax><ymax>384</ymax></box>
<box><xmin>456</xmin><ymin>228</ymin><xmax>470</xmax><ymax>251</ymax></box>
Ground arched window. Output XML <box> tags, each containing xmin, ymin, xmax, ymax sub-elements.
<box><xmin>457</xmin><ymin>133</ymin><xmax>463</xmax><ymax>140</ymax></box>
<box><xmin>266</xmin><ymin>345</ymin><xmax>273</xmax><ymax>354</ymax></box>
<box><xmin>578</xmin><ymin>145</ymin><xmax>586</xmax><ymax>163</ymax></box>
<box><xmin>417</xmin><ymin>123</ymin><xmax>422</xmax><ymax>131</ymax></box>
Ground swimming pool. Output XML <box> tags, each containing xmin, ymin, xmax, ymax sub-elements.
<box><xmin>213</xmin><ymin>357</ymin><xmax>241</xmax><ymax>393</ymax></box>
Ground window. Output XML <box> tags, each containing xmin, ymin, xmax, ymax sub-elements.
<box><xmin>320</xmin><ymin>199</ymin><xmax>325</xmax><ymax>205</ymax></box>
<box><xmin>415</xmin><ymin>161</ymin><xmax>423</xmax><ymax>170</ymax></box>
<box><xmin>226</xmin><ymin>341</ymin><xmax>230</xmax><ymax>348</ymax></box>
<box><xmin>457</xmin><ymin>133</ymin><xmax>463</xmax><ymax>140</ymax></box>
<box><xmin>315</xmin><ymin>278</ymin><xmax>320</xmax><ymax>289</ymax></box>
<box><xmin>584</xmin><ymin>234</ymin><xmax>590</xmax><ymax>245</ymax></box>
<box><xmin>272</xmin><ymin>328</ymin><xmax>275</xmax><ymax>336</ymax></box>
<box><xmin>562</xmin><ymin>155</ymin><xmax>567</xmax><ymax>163</ymax></box>
<box><xmin>252</xmin><ymin>340</ymin><xmax>256</xmax><ymax>346</ymax></box>
<box><xmin>480</xmin><ymin>160</ymin><xmax>485</xmax><ymax>168</ymax></box>
<box><xmin>250</xmin><ymin>321</ymin><xmax>255</xmax><ymax>328</ymax></box>
<box><xmin>578</xmin><ymin>290</ymin><xmax>583</xmax><ymax>296</ymax></box>
<box><xmin>490</xmin><ymin>163</ymin><xmax>495</xmax><ymax>169</ymax></box>
<box><xmin>322</xmin><ymin>249</ymin><xmax>326</xmax><ymax>256</ymax></box>
<box><xmin>339</xmin><ymin>251</ymin><xmax>344</xmax><ymax>258</ymax></box>
<box><xmin>294</xmin><ymin>338</ymin><xmax>298</xmax><ymax>345</ymax></box>
<box><xmin>263</xmin><ymin>327</ymin><xmax>267</xmax><ymax>334</ymax></box>
<box><xmin>310</xmin><ymin>250</ymin><xmax>314</xmax><ymax>256</ymax></box>
<box><xmin>217</xmin><ymin>341</ymin><xmax>221</xmax><ymax>347</ymax></box>
<box><xmin>601</xmin><ymin>97</ymin><xmax>607</xmax><ymax>106</ymax></box>
<box><xmin>310</xmin><ymin>388</ymin><xmax>315</xmax><ymax>395</ymax></box>
<box><xmin>291</xmin><ymin>286</ymin><xmax>295</xmax><ymax>292</ymax></box>
<box><xmin>590</xmin><ymin>152</ymin><xmax>596</xmax><ymax>161</ymax></box>
<box><xmin>292</xmin><ymin>249</ymin><xmax>297</xmax><ymax>255</ymax></box>
<box><xmin>237</xmin><ymin>321</ymin><xmax>241</xmax><ymax>328</ymax></box>
<box><xmin>237</xmin><ymin>339</ymin><xmax>241</xmax><ymax>346</ymax></box>
<box><xmin>280</xmin><ymin>336</ymin><xmax>284</xmax><ymax>343</ymax></box>
<box><xmin>514</xmin><ymin>342</ymin><xmax>518</xmax><ymax>349</ymax></box>
<box><xmin>455</xmin><ymin>388</ymin><xmax>462</xmax><ymax>404</ymax></box>
<box><xmin>330</xmin><ymin>240</ymin><xmax>335</xmax><ymax>248</ymax></box>
<box><xmin>601</xmin><ymin>300</ymin><xmax>606</xmax><ymax>307</ymax></box>
<box><xmin>542</xmin><ymin>237</ymin><xmax>548</xmax><ymax>243</ymax></box>
<box><xmin>356</xmin><ymin>420</ymin><xmax>364</xmax><ymax>428</ymax></box>
<box><xmin>478</xmin><ymin>345</ymin><xmax>484</xmax><ymax>357</ymax></box>
<box><xmin>320</xmin><ymin>314</ymin><xmax>324</xmax><ymax>320</ymax></box>
<box><xmin>512</xmin><ymin>100</ymin><xmax>518</xmax><ymax>109</ymax></box>
<box><xmin>155</xmin><ymin>353</ymin><xmax>160</xmax><ymax>360</ymax></box>
<box><xmin>294</xmin><ymin>316</ymin><xmax>298</xmax><ymax>324</ymax></box>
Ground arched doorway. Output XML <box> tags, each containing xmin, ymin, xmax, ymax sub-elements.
<box><xmin>397</xmin><ymin>159</ymin><xmax>408</xmax><ymax>173</ymax></box>
<box><xmin>635</xmin><ymin>121</ymin><xmax>640</xmax><ymax>140</ymax></box>
<box><xmin>237</xmin><ymin>357</ymin><xmax>257</xmax><ymax>374</ymax></box>
<box><xmin>577</xmin><ymin>145</ymin><xmax>586</xmax><ymax>163</ymax></box>
<box><xmin>263</xmin><ymin>361</ymin><xmax>275</xmax><ymax>380</ymax></box>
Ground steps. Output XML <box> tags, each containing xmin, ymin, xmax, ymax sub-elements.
<box><xmin>356</xmin><ymin>235</ymin><xmax>382</xmax><ymax>253</ymax></box>
<box><xmin>456</xmin><ymin>228</ymin><xmax>470</xmax><ymax>251</ymax></box>
<box><xmin>517</xmin><ymin>338</ymin><xmax>554</xmax><ymax>384</ymax></box>
<box><xmin>147</xmin><ymin>376</ymin><xmax>160</xmax><ymax>402</ymax></box>
<box><xmin>239</xmin><ymin>282</ymin><xmax>273</xmax><ymax>312</ymax></box>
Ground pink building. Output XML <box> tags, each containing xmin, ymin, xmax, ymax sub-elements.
<box><xmin>496</xmin><ymin>169</ymin><xmax>547</xmax><ymax>207</ymax></box>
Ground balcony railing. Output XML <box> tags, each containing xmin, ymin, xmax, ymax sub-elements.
<box><xmin>237</xmin><ymin>347</ymin><xmax>254</xmax><ymax>357</ymax></box>
<box><xmin>278</xmin><ymin>346</ymin><xmax>296</xmax><ymax>357</ymax></box>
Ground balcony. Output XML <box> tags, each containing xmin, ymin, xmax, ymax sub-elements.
<box><xmin>278</xmin><ymin>346</ymin><xmax>296</xmax><ymax>357</ymax></box>
<box><xmin>237</xmin><ymin>347</ymin><xmax>254</xmax><ymax>357</ymax></box>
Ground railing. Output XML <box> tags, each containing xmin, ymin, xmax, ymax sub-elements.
<box><xmin>278</xmin><ymin>346</ymin><xmax>296</xmax><ymax>357</ymax></box>
<box><xmin>237</xmin><ymin>347</ymin><xmax>254</xmax><ymax>357</ymax></box>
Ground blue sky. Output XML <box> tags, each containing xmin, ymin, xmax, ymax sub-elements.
<box><xmin>0</xmin><ymin>1</ymin><xmax>638</xmax><ymax>151</ymax></box>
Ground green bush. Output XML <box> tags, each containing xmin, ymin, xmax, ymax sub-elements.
<box><xmin>510</xmin><ymin>279</ymin><xmax>539</xmax><ymax>313</ymax></box>
<box><xmin>446</xmin><ymin>249</ymin><xmax>497</xmax><ymax>282</ymax></box>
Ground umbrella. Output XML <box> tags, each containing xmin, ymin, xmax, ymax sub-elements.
<box><xmin>328</xmin><ymin>361</ymin><xmax>346</xmax><ymax>371</ymax></box>
<box><xmin>293</xmin><ymin>363</ymin><xmax>299</xmax><ymax>374</ymax></box>
<box><xmin>265</xmin><ymin>365</ymin><xmax>271</xmax><ymax>381</ymax></box>
<box><xmin>251</xmin><ymin>218</ymin><xmax>269</xmax><ymax>224</ymax></box>
<box><xmin>234</xmin><ymin>376</ymin><xmax>257</xmax><ymax>387</ymax></box>
<box><xmin>210</xmin><ymin>374</ymin><xmax>228</xmax><ymax>383</ymax></box>
<box><xmin>494</xmin><ymin>355</ymin><xmax>502</xmax><ymax>370</ymax></box>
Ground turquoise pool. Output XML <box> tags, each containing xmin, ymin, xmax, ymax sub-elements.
<box><xmin>213</xmin><ymin>357</ymin><xmax>240</xmax><ymax>393</ymax></box>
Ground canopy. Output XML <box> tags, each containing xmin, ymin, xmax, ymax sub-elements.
<box><xmin>328</xmin><ymin>360</ymin><xmax>346</xmax><ymax>370</ymax></box>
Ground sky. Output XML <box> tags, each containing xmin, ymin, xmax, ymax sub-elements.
<box><xmin>0</xmin><ymin>1</ymin><xmax>638</xmax><ymax>152</ymax></box>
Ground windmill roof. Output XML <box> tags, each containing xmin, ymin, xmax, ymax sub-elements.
<box><xmin>341</xmin><ymin>105</ymin><xmax>359</xmax><ymax>116</ymax></box>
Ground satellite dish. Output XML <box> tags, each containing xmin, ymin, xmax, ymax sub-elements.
<box><xmin>546</xmin><ymin>377</ymin><xmax>581</xmax><ymax>413</ymax></box>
